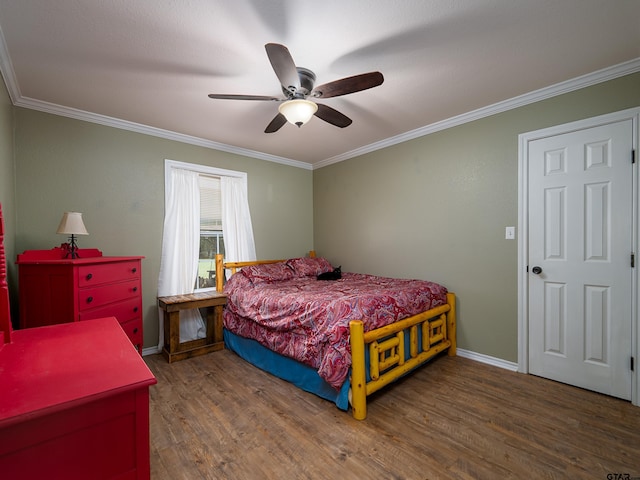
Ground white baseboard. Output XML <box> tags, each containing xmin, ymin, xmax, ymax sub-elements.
<box><xmin>142</xmin><ymin>346</ymin><xmax>161</xmax><ymax>357</ymax></box>
<box><xmin>457</xmin><ymin>348</ymin><xmax>519</xmax><ymax>372</ymax></box>
<box><xmin>140</xmin><ymin>343</ymin><xmax>519</xmax><ymax>373</ymax></box>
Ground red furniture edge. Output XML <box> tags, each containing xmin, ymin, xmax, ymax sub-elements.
<box><xmin>0</xmin><ymin>317</ymin><xmax>157</xmax><ymax>479</ymax></box>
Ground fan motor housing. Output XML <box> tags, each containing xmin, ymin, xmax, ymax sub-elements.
<box><xmin>283</xmin><ymin>67</ymin><xmax>316</xmax><ymax>98</ymax></box>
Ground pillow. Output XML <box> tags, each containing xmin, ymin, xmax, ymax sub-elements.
<box><xmin>286</xmin><ymin>257</ymin><xmax>334</xmax><ymax>277</ymax></box>
<box><xmin>240</xmin><ymin>262</ymin><xmax>295</xmax><ymax>284</ymax></box>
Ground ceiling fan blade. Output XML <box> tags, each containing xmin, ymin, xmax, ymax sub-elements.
<box><xmin>311</xmin><ymin>71</ymin><xmax>384</xmax><ymax>99</ymax></box>
<box><xmin>314</xmin><ymin>103</ymin><xmax>352</xmax><ymax>128</ymax></box>
<box><xmin>208</xmin><ymin>93</ymin><xmax>281</xmax><ymax>101</ymax></box>
<box><xmin>265</xmin><ymin>43</ymin><xmax>300</xmax><ymax>92</ymax></box>
<box><xmin>264</xmin><ymin>113</ymin><xmax>287</xmax><ymax>133</ymax></box>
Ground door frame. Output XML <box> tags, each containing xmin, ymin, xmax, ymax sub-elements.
<box><xmin>517</xmin><ymin>107</ymin><xmax>640</xmax><ymax>406</ymax></box>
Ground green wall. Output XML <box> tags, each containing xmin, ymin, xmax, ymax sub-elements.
<box><xmin>5</xmin><ymin>71</ymin><xmax>640</xmax><ymax>361</ymax></box>
<box><xmin>0</xmin><ymin>83</ymin><xmax>13</xmax><ymax>221</ymax></box>
<box><xmin>313</xmin><ymin>72</ymin><xmax>640</xmax><ymax>362</ymax></box>
<box><xmin>13</xmin><ymin>109</ymin><xmax>313</xmax><ymax>349</ymax></box>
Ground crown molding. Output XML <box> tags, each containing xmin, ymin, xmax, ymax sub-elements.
<box><xmin>12</xmin><ymin>95</ymin><xmax>313</xmax><ymax>170</ymax></box>
<box><xmin>0</xmin><ymin>25</ymin><xmax>20</xmax><ymax>104</ymax></box>
<box><xmin>313</xmin><ymin>57</ymin><xmax>640</xmax><ymax>170</ymax></box>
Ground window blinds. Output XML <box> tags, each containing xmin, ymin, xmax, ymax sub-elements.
<box><xmin>198</xmin><ymin>175</ymin><xmax>222</xmax><ymax>231</ymax></box>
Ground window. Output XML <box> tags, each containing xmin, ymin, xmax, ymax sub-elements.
<box><xmin>162</xmin><ymin>159</ymin><xmax>251</xmax><ymax>294</ymax></box>
<box><xmin>159</xmin><ymin>159</ymin><xmax>255</xmax><ymax>346</ymax></box>
<box><xmin>196</xmin><ymin>175</ymin><xmax>224</xmax><ymax>290</ymax></box>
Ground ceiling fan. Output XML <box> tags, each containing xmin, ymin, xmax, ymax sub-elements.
<box><xmin>208</xmin><ymin>43</ymin><xmax>384</xmax><ymax>133</ymax></box>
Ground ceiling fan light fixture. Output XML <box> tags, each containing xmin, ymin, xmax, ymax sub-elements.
<box><xmin>279</xmin><ymin>99</ymin><xmax>318</xmax><ymax>127</ymax></box>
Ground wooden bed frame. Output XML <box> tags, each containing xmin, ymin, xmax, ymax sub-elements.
<box><xmin>214</xmin><ymin>252</ymin><xmax>456</xmax><ymax>420</ymax></box>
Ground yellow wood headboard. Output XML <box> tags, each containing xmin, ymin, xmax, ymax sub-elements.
<box><xmin>214</xmin><ymin>250</ymin><xmax>316</xmax><ymax>292</ymax></box>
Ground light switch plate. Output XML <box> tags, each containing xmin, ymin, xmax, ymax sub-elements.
<box><xmin>505</xmin><ymin>226</ymin><xmax>515</xmax><ymax>239</ymax></box>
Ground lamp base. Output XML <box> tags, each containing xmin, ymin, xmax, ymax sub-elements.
<box><xmin>62</xmin><ymin>235</ymin><xmax>80</xmax><ymax>259</ymax></box>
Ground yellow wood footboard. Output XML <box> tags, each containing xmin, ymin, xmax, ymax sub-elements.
<box><xmin>350</xmin><ymin>292</ymin><xmax>456</xmax><ymax>420</ymax></box>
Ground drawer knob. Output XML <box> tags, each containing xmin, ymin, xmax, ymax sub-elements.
<box><xmin>133</xmin><ymin>307</ymin><xmax>138</xmax><ymax>313</ymax></box>
<box><xmin>87</xmin><ymin>296</ymin><xmax>93</xmax><ymax>303</ymax></box>
<box><xmin>86</xmin><ymin>273</ymin><xmax>93</xmax><ymax>281</ymax></box>
<box><xmin>133</xmin><ymin>286</ymin><xmax>138</xmax><ymax>292</ymax></box>
<box><xmin>133</xmin><ymin>328</ymin><xmax>138</xmax><ymax>334</ymax></box>
<box><xmin>132</xmin><ymin>267</ymin><xmax>137</xmax><ymax>273</ymax></box>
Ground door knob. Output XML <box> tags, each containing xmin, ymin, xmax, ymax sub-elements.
<box><xmin>532</xmin><ymin>266</ymin><xmax>542</xmax><ymax>274</ymax></box>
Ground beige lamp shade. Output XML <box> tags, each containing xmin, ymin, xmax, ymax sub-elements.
<box><xmin>56</xmin><ymin>212</ymin><xmax>89</xmax><ymax>236</ymax></box>
<box><xmin>278</xmin><ymin>99</ymin><xmax>318</xmax><ymax>127</ymax></box>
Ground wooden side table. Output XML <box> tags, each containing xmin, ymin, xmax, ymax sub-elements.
<box><xmin>158</xmin><ymin>291</ymin><xmax>227</xmax><ymax>363</ymax></box>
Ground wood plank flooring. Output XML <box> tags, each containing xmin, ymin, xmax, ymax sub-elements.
<box><xmin>145</xmin><ymin>351</ymin><xmax>640</xmax><ymax>479</ymax></box>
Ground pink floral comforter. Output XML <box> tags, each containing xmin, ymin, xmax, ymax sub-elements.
<box><xmin>223</xmin><ymin>272</ymin><xmax>447</xmax><ymax>389</ymax></box>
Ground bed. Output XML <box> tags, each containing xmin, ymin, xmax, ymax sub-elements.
<box><xmin>214</xmin><ymin>252</ymin><xmax>456</xmax><ymax>420</ymax></box>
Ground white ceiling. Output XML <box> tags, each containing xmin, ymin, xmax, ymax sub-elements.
<box><xmin>0</xmin><ymin>0</ymin><xmax>638</xmax><ymax>169</ymax></box>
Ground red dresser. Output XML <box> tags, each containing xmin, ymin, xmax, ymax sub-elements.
<box><xmin>16</xmin><ymin>248</ymin><xmax>144</xmax><ymax>353</ymax></box>
<box><xmin>0</xmin><ymin>317</ymin><xmax>157</xmax><ymax>479</ymax></box>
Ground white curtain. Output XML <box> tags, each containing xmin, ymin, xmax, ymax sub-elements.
<box><xmin>221</xmin><ymin>176</ymin><xmax>257</xmax><ymax>264</ymax></box>
<box><xmin>157</xmin><ymin>168</ymin><xmax>205</xmax><ymax>349</ymax></box>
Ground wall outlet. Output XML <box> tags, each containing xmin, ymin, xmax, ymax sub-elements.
<box><xmin>505</xmin><ymin>226</ymin><xmax>515</xmax><ymax>240</ymax></box>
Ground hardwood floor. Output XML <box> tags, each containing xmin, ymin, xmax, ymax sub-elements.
<box><xmin>145</xmin><ymin>351</ymin><xmax>640</xmax><ymax>479</ymax></box>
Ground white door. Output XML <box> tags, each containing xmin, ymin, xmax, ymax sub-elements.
<box><xmin>528</xmin><ymin>118</ymin><xmax>634</xmax><ymax>400</ymax></box>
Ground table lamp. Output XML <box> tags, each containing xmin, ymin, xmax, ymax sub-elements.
<box><xmin>56</xmin><ymin>212</ymin><xmax>89</xmax><ymax>259</ymax></box>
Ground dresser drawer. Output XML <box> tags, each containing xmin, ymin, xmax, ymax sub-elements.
<box><xmin>78</xmin><ymin>280</ymin><xmax>141</xmax><ymax>311</ymax></box>
<box><xmin>119</xmin><ymin>318</ymin><xmax>143</xmax><ymax>347</ymax></box>
<box><xmin>79</xmin><ymin>297</ymin><xmax>141</xmax><ymax>323</ymax></box>
<box><xmin>78</xmin><ymin>261</ymin><xmax>140</xmax><ymax>287</ymax></box>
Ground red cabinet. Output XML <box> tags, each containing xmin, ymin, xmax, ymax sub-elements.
<box><xmin>0</xmin><ymin>317</ymin><xmax>157</xmax><ymax>479</ymax></box>
<box><xmin>16</xmin><ymin>248</ymin><xmax>144</xmax><ymax>353</ymax></box>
